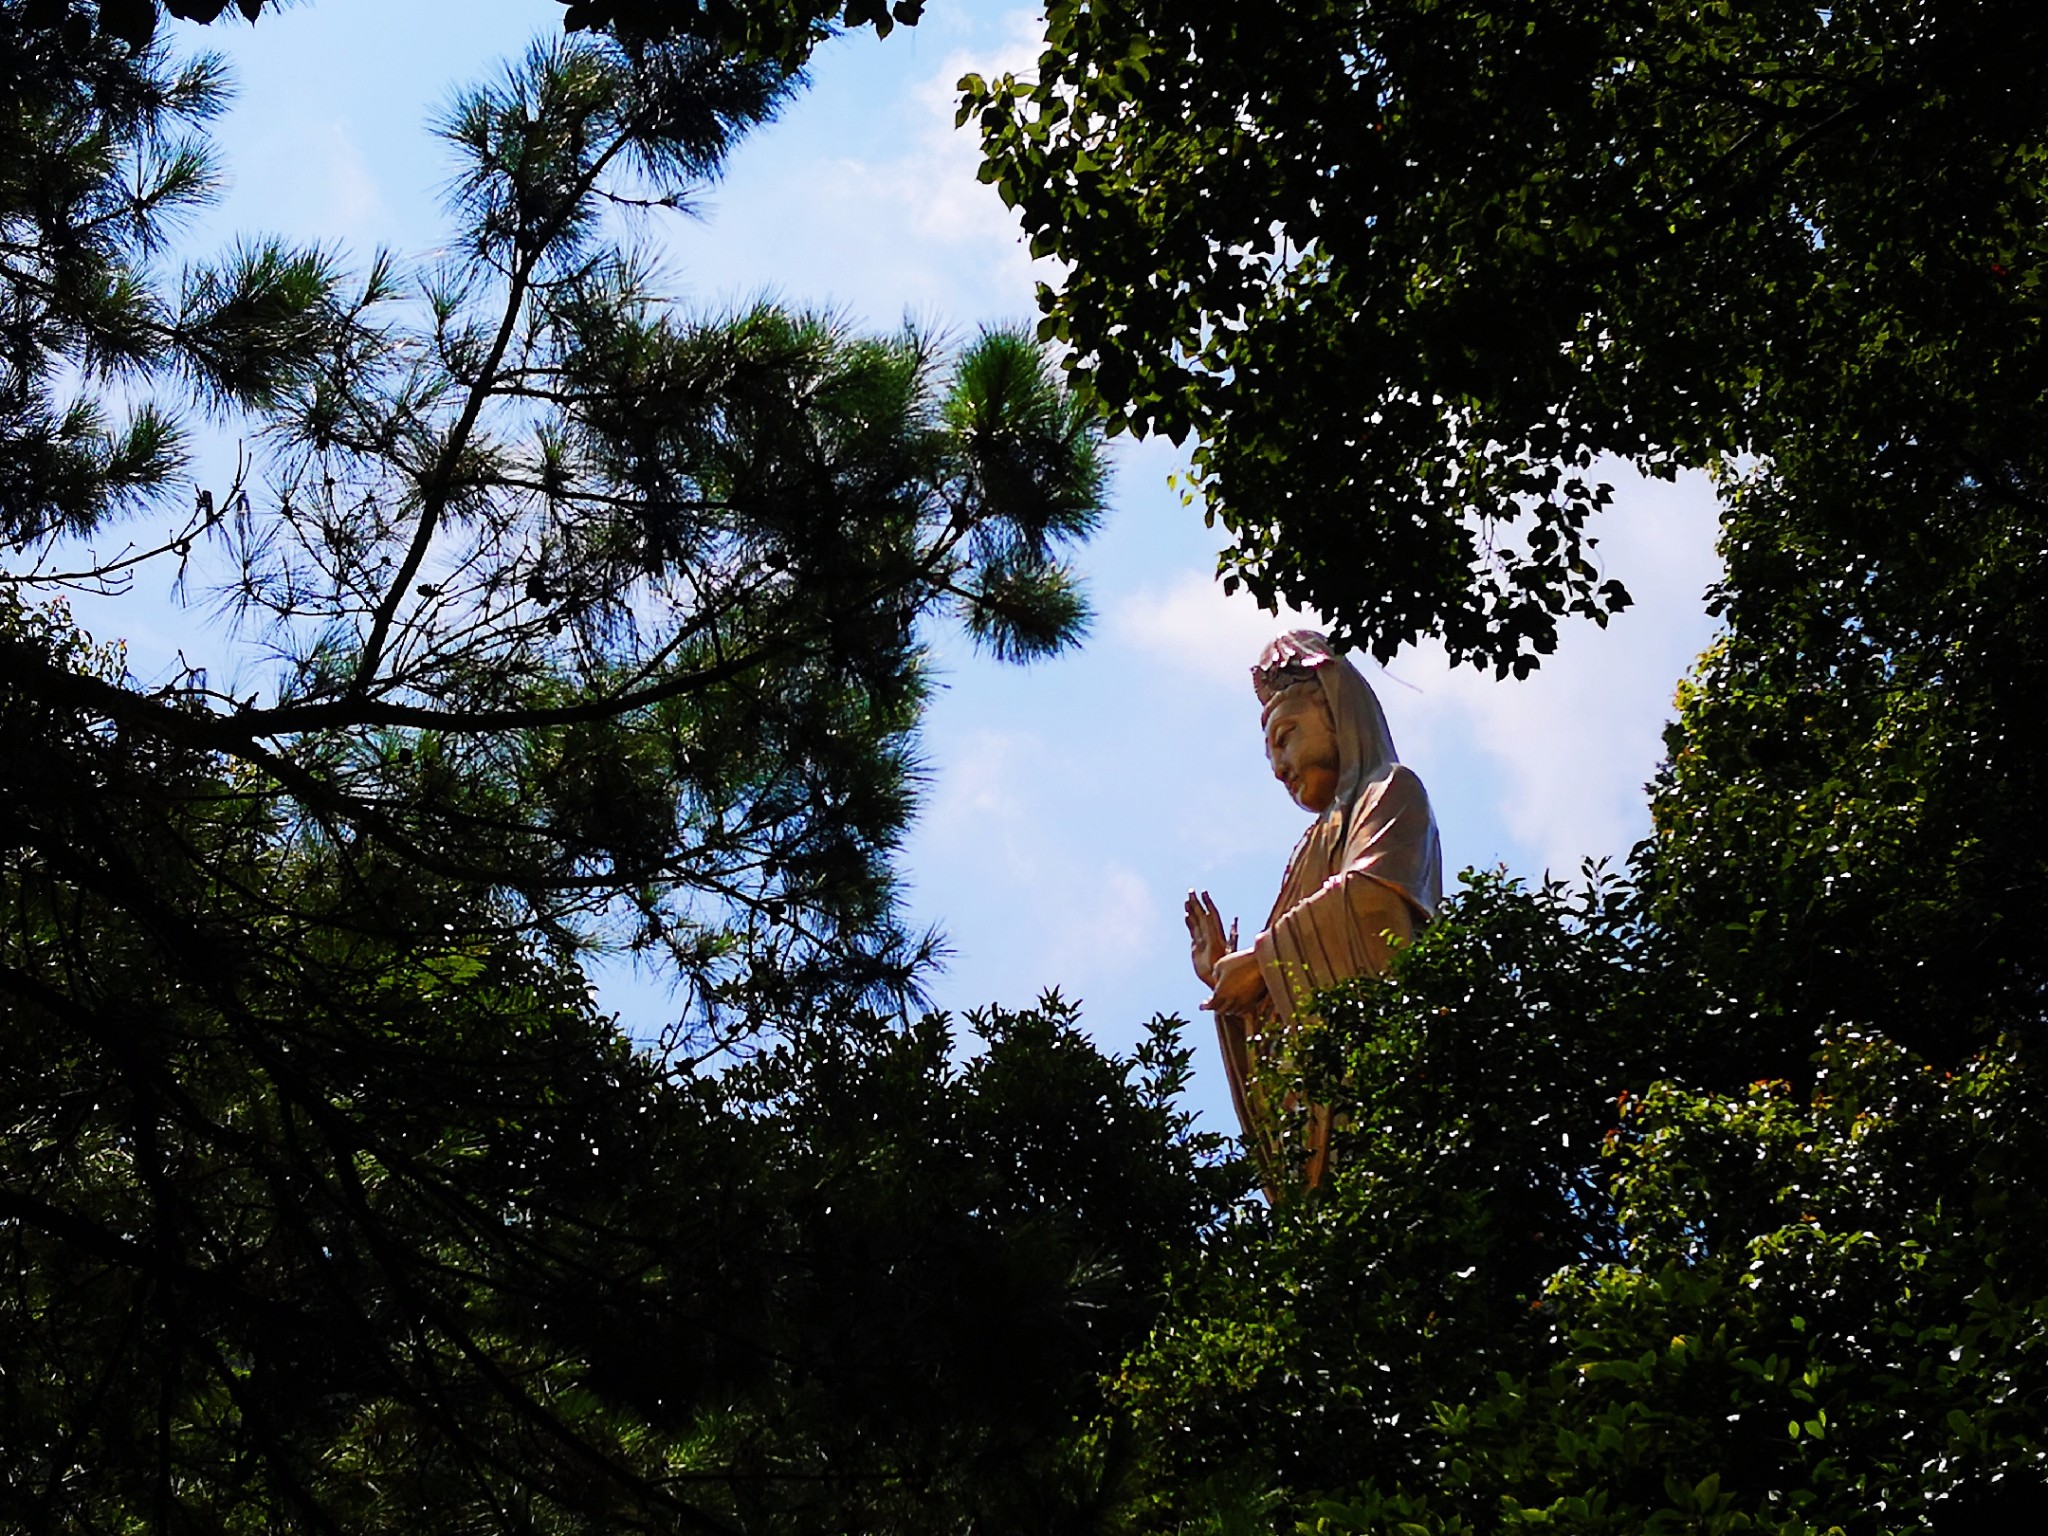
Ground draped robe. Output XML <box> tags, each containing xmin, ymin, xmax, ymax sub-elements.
<box><xmin>1215</xmin><ymin>636</ymin><xmax>1442</xmax><ymax>1196</ymax></box>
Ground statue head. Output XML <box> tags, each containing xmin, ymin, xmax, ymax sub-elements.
<box><xmin>1261</xmin><ymin>679</ymin><xmax>1340</xmax><ymax>813</ymax></box>
<box><xmin>1252</xmin><ymin>630</ymin><xmax>1401</xmax><ymax>816</ymax></box>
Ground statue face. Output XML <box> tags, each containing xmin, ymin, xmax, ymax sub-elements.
<box><xmin>1265</xmin><ymin>691</ymin><xmax>1341</xmax><ymax>814</ymax></box>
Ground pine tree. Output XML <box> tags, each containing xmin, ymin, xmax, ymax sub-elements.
<box><xmin>0</xmin><ymin>11</ymin><xmax>1235</xmax><ymax>1533</ymax></box>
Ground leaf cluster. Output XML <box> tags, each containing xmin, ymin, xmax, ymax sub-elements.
<box><xmin>966</xmin><ymin>0</ymin><xmax>2048</xmax><ymax>674</ymax></box>
<box><xmin>1642</xmin><ymin>465</ymin><xmax>2048</xmax><ymax>1074</ymax></box>
<box><xmin>0</xmin><ymin>1</ymin><xmax>352</xmax><ymax>544</ymax></box>
<box><xmin>556</xmin><ymin>0</ymin><xmax>928</xmax><ymax>73</ymax></box>
<box><xmin>1120</xmin><ymin>869</ymin><xmax>2048</xmax><ymax>1532</ymax></box>
<box><xmin>0</xmin><ymin>592</ymin><xmax>1236</xmax><ymax>1535</ymax></box>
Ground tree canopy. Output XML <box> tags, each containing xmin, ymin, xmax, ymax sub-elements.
<box><xmin>967</xmin><ymin>0</ymin><xmax>2048</xmax><ymax>674</ymax></box>
<box><xmin>955</xmin><ymin>0</ymin><xmax>2048</xmax><ymax>1528</ymax></box>
<box><xmin>15</xmin><ymin>0</ymin><xmax>2048</xmax><ymax>1530</ymax></box>
<box><xmin>556</xmin><ymin>0</ymin><xmax>926</xmax><ymax>68</ymax></box>
<box><xmin>2</xmin><ymin>9</ymin><xmax>1110</xmax><ymax>1034</ymax></box>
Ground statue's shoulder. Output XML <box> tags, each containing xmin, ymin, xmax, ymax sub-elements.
<box><xmin>1362</xmin><ymin>761</ymin><xmax>1432</xmax><ymax>815</ymax></box>
<box><xmin>1340</xmin><ymin>764</ymin><xmax>1435</xmax><ymax>861</ymax></box>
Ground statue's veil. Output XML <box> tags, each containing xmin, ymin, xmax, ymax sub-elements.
<box><xmin>1253</xmin><ymin>629</ymin><xmax>1397</xmax><ymax>797</ymax></box>
<box><xmin>1254</xmin><ymin>629</ymin><xmax>1441</xmax><ymax>917</ymax></box>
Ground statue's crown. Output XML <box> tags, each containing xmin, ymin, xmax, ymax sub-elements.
<box><xmin>1251</xmin><ymin>630</ymin><xmax>1337</xmax><ymax>705</ymax></box>
<box><xmin>1251</xmin><ymin>662</ymin><xmax>1321</xmax><ymax>706</ymax></box>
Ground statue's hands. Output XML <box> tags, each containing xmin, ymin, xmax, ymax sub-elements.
<box><xmin>1185</xmin><ymin>890</ymin><xmax>1237</xmax><ymax>987</ymax></box>
<box><xmin>1204</xmin><ymin>948</ymin><xmax>1267</xmax><ymax>1015</ymax></box>
<box><xmin>1189</xmin><ymin>890</ymin><xmax>1264</xmax><ymax>1012</ymax></box>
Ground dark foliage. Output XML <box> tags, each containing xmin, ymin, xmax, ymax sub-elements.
<box><xmin>1123</xmin><ymin>869</ymin><xmax>2048</xmax><ymax>1532</ymax></box>
<box><xmin>556</xmin><ymin>0</ymin><xmax>926</xmax><ymax>71</ymax></box>
<box><xmin>0</xmin><ymin>9</ymin><xmax>1231</xmax><ymax>1534</ymax></box>
<box><xmin>966</xmin><ymin>0</ymin><xmax>2048</xmax><ymax>676</ymax></box>
<box><xmin>0</xmin><ymin>596</ymin><xmax>1234</xmax><ymax>1529</ymax></box>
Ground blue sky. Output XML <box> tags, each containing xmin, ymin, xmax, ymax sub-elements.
<box><xmin>122</xmin><ymin>0</ymin><xmax>1724</xmax><ymax>1130</ymax></box>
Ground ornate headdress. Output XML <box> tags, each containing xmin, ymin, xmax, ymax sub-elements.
<box><xmin>1253</xmin><ymin>630</ymin><xmax>1340</xmax><ymax>719</ymax></box>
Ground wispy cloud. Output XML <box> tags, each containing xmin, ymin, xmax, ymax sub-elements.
<box><xmin>907</xmin><ymin>727</ymin><xmax>1166</xmax><ymax>1019</ymax></box>
<box><xmin>679</xmin><ymin>8</ymin><xmax>1053</xmax><ymax>327</ymax></box>
<box><xmin>1107</xmin><ymin>467</ymin><xmax>1723</xmax><ymax>877</ymax></box>
<box><xmin>1114</xmin><ymin>571</ymin><xmax>1322</xmax><ymax>689</ymax></box>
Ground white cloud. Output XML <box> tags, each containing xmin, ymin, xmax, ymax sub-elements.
<box><xmin>1390</xmin><ymin>469</ymin><xmax>1722</xmax><ymax>875</ymax></box>
<box><xmin>922</xmin><ymin>727</ymin><xmax>1036</xmax><ymax>835</ymax></box>
<box><xmin>677</xmin><ymin>8</ymin><xmax>1054</xmax><ymax>328</ymax></box>
<box><xmin>1394</xmin><ymin>641</ymin><xmax>1670</xmax><ymax>877</ymax></box>
<box><xmin>907</xmin><ymin>725</ymin><xmax>1166</xmax><ymax>1017</ymax></box>
<box><xmin>897</xmin><ymin>14</ymin><xmax>1045</xmax><ymax>245</ymax></box>
<box><xmin>1113</xmin><ymin>570</ymin><xmax>1323</xmax><ymax>688</ymax></box>
<box><xmin>210</xmin><ymin>108</ymin><xmax>398</xmax><ymax>257</ymax></box>
<box><xmin>311</xmin><ymin>124</ymin><xmax>387</xmax><ymax>246</ymax></box>
<box><xmin>1106</xmin><ymin>466</ymin><xmax>1724</xmax><ymax>877</ymax></box>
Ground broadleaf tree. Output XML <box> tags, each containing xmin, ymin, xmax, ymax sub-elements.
<box><xmin>955</xmin><ymin>0</ymin><xmax>2048</xmax><ymax>1528</ymax></box>
<box><xmin>965</xmin><ymin>0</ymin><xmax>2048</xmax><ymax>676</ymax></box>
<box><xmin>1118</xmin><ymin>881</ymin><xmax>2048</xmax><ymax>1532</ymax></box>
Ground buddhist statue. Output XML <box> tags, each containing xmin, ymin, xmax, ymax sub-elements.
<box><xmin>1185</xmin><ymin>630</ymin><xmax>1442</xmax><ymax>1196</ymax></box>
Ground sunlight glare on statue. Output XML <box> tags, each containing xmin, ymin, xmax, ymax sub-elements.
<box><xmin>1185</xmin><ymin>631</ymin><xmax>1443</xmax><ymax>1197</ymax></box>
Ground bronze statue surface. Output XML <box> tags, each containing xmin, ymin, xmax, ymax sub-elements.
<box><xmin>1185</xmin><ymin>631</ymin><xmax>1442</xmax><ymax>1195</ymax></box>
